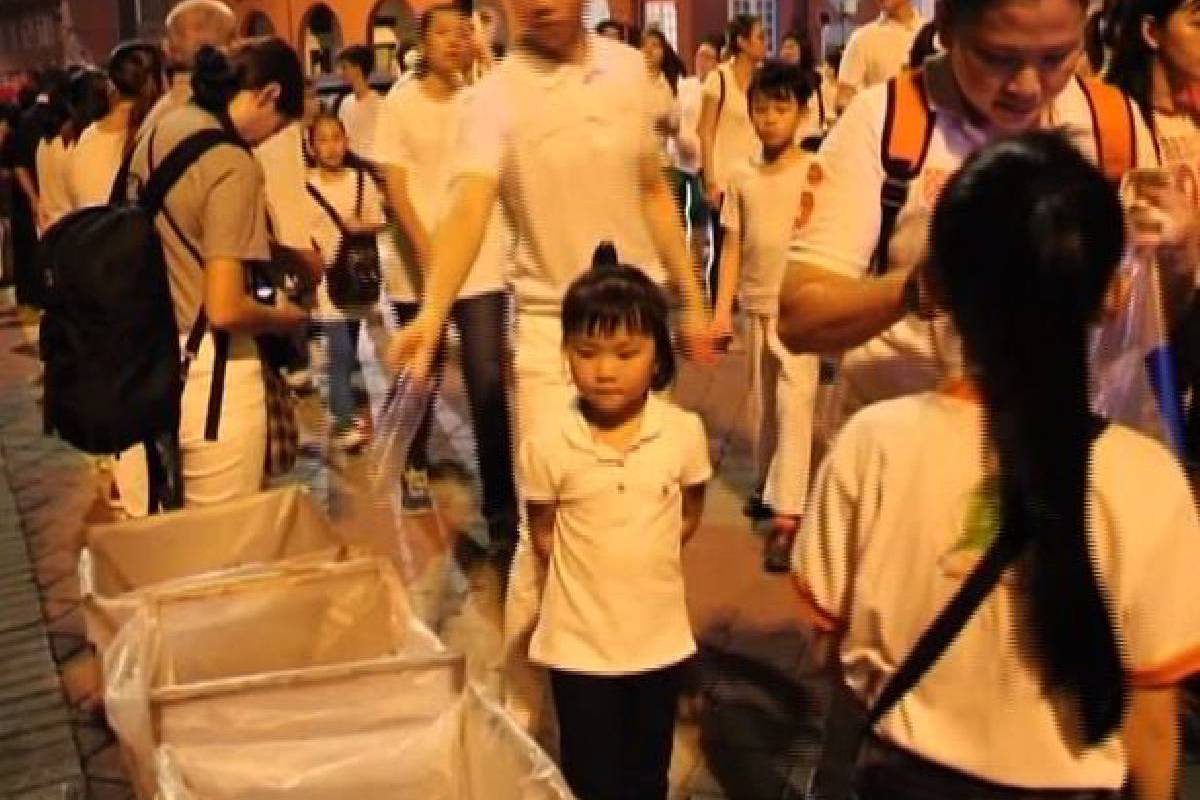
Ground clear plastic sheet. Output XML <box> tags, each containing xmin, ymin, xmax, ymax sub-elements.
<box><xmin>1090</xmin><ymin>247</ymin><xmax>1185</xmax><ymax>455</ymax></box>
<box><xmin>153</xmin><ymin>684</ymin><xmax>576</xmax><ymax>800</ymax></box>
<box><xmin>80</xmin><ymin>487</ymin><xmax>350</xmax><ymax>652</ymax></box>
<box><xmin>102</xmin><ymin>558</ymin><xmax>444</xmax><ymax>797</ymax></box>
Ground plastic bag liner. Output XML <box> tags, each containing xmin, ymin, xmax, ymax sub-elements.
<box><xmin>1090</xmin><ymin>246</ymin><xmax>1185</xmax><ymax>456</ymax></box>
<box><xmin>154</xmin><ymin>683</ymin><xmax>576</xmax><ymax>800</ymax></box>
<box><xmin>81</xmin><ymin>487</ymin><xmax>350</xmax><ymax>653</ymax></box>
<box><xmin>103</xmin><ymin>558</ymin><xmax>444</xmax><ymax>797</ymax></box>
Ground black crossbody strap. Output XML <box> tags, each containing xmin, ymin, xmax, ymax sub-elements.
<box><xmin>354</xmin><ymin>168</ymin><xmax>364</xmax><ymax>218</ymax></box>
<box><xmin>867</xmin><ymin>419</ymin><xmax>1111</xmax><ymax>726</ymax></box>
<box><xmin>306</xmin><ymin>181</ymin><xmax>348</xmax><ymax>234</ymax></box>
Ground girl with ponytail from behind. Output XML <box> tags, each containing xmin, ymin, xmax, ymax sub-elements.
<box><xmin>64</xmin><ymin>42</ymin><xmax>164</xmax><ymax>211</ymax></box>
<box><xmin>795</xmin><ymin>131</ymin><xmax>1200</xmax><ymax>798</ymax></box>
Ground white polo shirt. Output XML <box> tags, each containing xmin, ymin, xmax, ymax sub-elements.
<box><xmin>373</xmin><ymin>79</ymin><xmax>509</xmax><ymax>301</ymax></box>
<box><xmin>789</xmin><ymin>55</ymin><xmax>1158</xmax><ymax>408</ymax></box>
<box><xmin>838</xmin><ymin>12</ymin><xmax>924</xmax><ymax>91</ymax></box>
<box><xmin>338</xmin><ymin>90</ymin><xmax>383</xmax><ymax>158</ymax></box>
<box><xmin>794</xmin><ymin>392</ymin><xmax>1200</xmax><ymax>789</ymax></box>
<box><xmin>455</xmin><ymin>33</ymin><xmax>665</xmax><ymax>316</ymax></box>
<box><xmin>721</xmin><ymin>151</ymin><xmax>823</xmax><ymax>315</ymax></box>
<box><xmin>521</xmin><ymin>395</ymin><xmax>712</xmax><ymax>674</ymax></box>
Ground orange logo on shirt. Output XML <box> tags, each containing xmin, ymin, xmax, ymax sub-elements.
<box><xmin>793</xmin><ymin>191</ymin><xmax>816</xmax><ymax>231</ymax></box>
<box><xmin>806</xmin><ymin>162</ymin><xmax>825</xmax><ymax>187</ymax></box>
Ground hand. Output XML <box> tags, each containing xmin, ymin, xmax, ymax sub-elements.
<box><xmin>385</xmin><ymin>310</ymin><xmax>442</xmax><ymax>381</ymax></box>
<box><xmin>706</xmin><ymin>182</ymin><xmax>723</xmax><ymax>211</ymax></box>
<box><xmin>680</xmin><ymin>307</ymin><xmax>718</xmax><ymax>366</ymax></box>
<box><xmin>709</xmin><ymin>309</ymin><xmax>734</xmax><ymax>354</ymax></box>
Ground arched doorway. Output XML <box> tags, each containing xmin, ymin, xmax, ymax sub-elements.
<box><xmin>300</xmin><ymin>3</ymin><xmax>344</xmax><ymax>78</ymax></box>
<box><xmin>368</xmin><ymin>0</ymin><xmax>417</xmax><ymax>76</ymax></box>
<box><xmin>242</xmin><ymin>11</ymin><xmax>275</xmax><ymax>37</ymax></box>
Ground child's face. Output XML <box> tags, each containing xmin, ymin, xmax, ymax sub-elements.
<box><xmin>565</xmin><ymin>325</ymin><xmax>657</xmax><ymax>419</ymax></box>
<box><xmin>312</xmin><ymin>119</ymin><xmax>347</xmax><ymax>169</ymax></box>
<box><xmin>750</xmin><ymin>91</ymin><xmax>804</xmax><ymax>151</ymax></box>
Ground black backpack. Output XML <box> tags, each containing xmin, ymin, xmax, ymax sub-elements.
<box><xmin>305</xmin><ymin>169</ymin><xmax>382</xmax><ymax>308</ymax></box>
<box><xmin>38</xmin><ymin>128</ymin><xmax>239</xmax><ymax>456</ymax></box>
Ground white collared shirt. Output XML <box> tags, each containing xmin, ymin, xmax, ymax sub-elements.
<box><xmin>520</xmin><ymin>395</ymin><xmax>712</xmax><ymax>674</ymax></box>
<box><xmin>838</xmin><ymin>11</ymin><xmax>925</xmax><ymax>91</ymax></box>
<box><xmin>796</xmin><ymin>392</ymin><xmax>1200</xmax><ymax>788</ymax></box>
<box><xmin>454</xmin><ymin>33</ymin><xmax>664</xmax><ymax>316</ymax></box>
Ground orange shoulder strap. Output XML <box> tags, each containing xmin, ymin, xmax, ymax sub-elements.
<box><xmin>881</xmin><ymin>68</ymin><xmax>934</xmax><ymax>177</ymax></box>
<box><xmin>1078</xmin><ymin>76</ymin><xmax>1137</xmax><ymax>184</ymax></box>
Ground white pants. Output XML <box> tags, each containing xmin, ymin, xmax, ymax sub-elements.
<box><xmin>746</xmin><ymin>313</ymin><xmax>820</xmax><ymax>517</ymax></box>
<box><xmin>115</xmin><ymin>334</ymin><xmax>267</xmax><ymax>517</ymax></box>
<box><xmin>503</xmin><ymin>311</ymin><xmax>575</xmax><ymax>738</ymax></box>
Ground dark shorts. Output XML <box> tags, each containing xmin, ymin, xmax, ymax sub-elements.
<box><xmin>853</xmin><ymin>736</ymin><xmax>1122</xmax><ymax>800</ymax></box>
<box><xmin>667</xmin><ymin>168</ymin><xmax>709</xmax><ymax>232</ymax></box>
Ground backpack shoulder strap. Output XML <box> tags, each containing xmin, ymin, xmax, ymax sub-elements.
<box><xmin>138</xmin><ymin>128</ymin><xmax>241</xmax><ymax>218</ymax></box>
<box><xmin>871</xmin><ymin>68</ymin><xmax>935</xmax><ymax>275</ymax></box>
<box><xmin>305</xmin><ymin>181</ymin><xmax>348</xmax><ymax>234</ymax></box>
<box><xmin>1078</xmin><ymin>75</ymin><xmax>1137</xmax><ymax>183</ymax></box>
<box><xmin>867</xmin><ymin>418</ymin><xmax>1111</xmax><ymax>726</ymax></box>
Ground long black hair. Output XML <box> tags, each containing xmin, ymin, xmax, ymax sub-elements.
<box><xmin>727</xmin><ymin>14</ymin><xmax>760</xmax><ymax>57</ymax></box>
<box><xmin>191</xmin><ymin>37</ymin><xmax>304</xmax><ymax>120</ymax></box>
<box><xmin>107</xmin><ymin>41</ymin><xmax>165</xmax><ymax>159</ymax></box>
<box><xmin>63</xmin><ymin>68</ymin><xmax>110</xmax><ymax>146</ymax></box>
<box><xmin>643</xmin><ymin>28</ymin><xmax>686</xmax><ymax>95</ymax></box>
<box><xmin>930</xmin><ymin>130</ymin><xmax>1127</xmax><ymax>745</ymax></box>
<box><xmin>1106</xmin><ymin>0</ymin><xmax>1182</xmax><ymax>133</ymax></box>
<box><xmin>562</xmin><ymin>243</ymin><xmax>676</xmax><ymax>392</ymax></box>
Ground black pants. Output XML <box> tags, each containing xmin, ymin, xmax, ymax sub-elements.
<box><xmin>391</xmin><ymin>292</ymin><xmax>518</xmax><ymax>540</ymax></box>
<box><xmin>707</xmin><ymin>193</ymin><xmax>726</xmax><ymax>309</ymax></box>
<box><xmin>854</xmin><ymin>735</ymin><xmax>1122</xmax><ymax>800</ymax></box>
<box><xmin>549</xmin><ymin>663</ymin><xmax>684</xmax><ymax>800</ymax></box>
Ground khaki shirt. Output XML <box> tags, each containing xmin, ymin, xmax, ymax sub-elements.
<box><xmin>126</xmin><ymin>103</ymin><xmax>271</xmax><ymax>336</ymax></box>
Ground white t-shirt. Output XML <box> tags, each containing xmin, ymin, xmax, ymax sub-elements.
<box><xmin>789</xmin><ymin>56</ymin><xmax>1158</xmax><ymax>409</ymax></box>
<box><xmin>454</xmin><ymin>34</ymin><xmax>664</xmax><ymax>316</ymax></box>
<box><xmin>647</xmin><ymin>73</ymin><xmax>680</xmax><ymax>166</ymax></box>
<box><xmin>1153</xmin><ymin>110</ymin><xmax>1200</xmax><ymax>208</ymax></box>
<box><xmin>304</xmin><ymin>167</ymin><xmax>387</xmax><ymax>320</ymax></box>
<box><xmin>253</xmin><ymin>122</ymin><xmax>311</xmax><ymax>251</ymax></box>
<box><xmin>701</xmin><ymin>62</ymin><xmax>760</xmax><ymax>195</ymax></box>
<box><xmin>795</xmin><ymin>392</ymin><xmax>1200</xmax><ymax>788</ymax></box>
<box><xmin>521</xmin><ymin>395</ymin><xmax>713</xmax><ymax>674</ymax></box>
<box><xmin>65</xmin><ymin>122</ymin><xmax>125</xmax><ymax>210</ymax></box>
<box><xmin>36</xmin><ymin>136</ymin><xmax>72</xmax><ymax>231</ymax></box>
<box><xmin>338</xmin><ymin>90</ymin><xmax>384</xmax><ymax>159</ymax></box>
<box><xmin>374</xmin><ymin>78</ymin><xmax>509</xmax><ymax>302</ymax></box>
<box><xmin>838</xmin><ymin>12</ymin><xmax>924</xmax><ymax>91</ymax></box>
<box><xmin>676</xmin><ymin>75</ymin><xmax>704</xmax><ymax>175</ymax></box>
<box><xmin>721</xmin><ymin>151</ymin><xmax>823</xmax><ymax>315</ymax></box>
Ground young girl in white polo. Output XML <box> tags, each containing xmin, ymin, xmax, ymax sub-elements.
<box><xmin>520</xmin><ymin>246</ymin><xmax>711</xmax><ymax>800</ymax></box>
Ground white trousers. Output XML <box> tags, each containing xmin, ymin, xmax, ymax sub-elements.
<box><xmin>115</xmin><ymin>334</ymin><xmax>267</xmax><ymax>517</ymax></box>
<box><xmin>503</xmin><ymin>312</ymin><xmax>575</xmax><ymax>739</ymax></box>
<box><xmin>745</xmin><ymin>313</ymin><xmax>820</xmax><ymax>517</ymax></box>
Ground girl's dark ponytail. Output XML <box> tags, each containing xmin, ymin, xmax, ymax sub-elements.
<box><xmin>191</xmin><ymin>46</ymin><xmax>239</xmax><ymax>113</ymax></box>
<box><xmin>591</xmin><ymin>241</ymin><xmax>619</xmax><ymax>270</ymax></box>
<box><xmin>931</xmin><ymin>131</ymin><xmax>1127</xmax><ymax>745</ymax></box>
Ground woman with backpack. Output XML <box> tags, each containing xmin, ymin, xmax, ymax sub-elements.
<box><xmin>778</xmin><ymin>0</ymin><xmax>1175</xmax><ymax>420</ymax></box>
<box><xmin>113</xmin><ymin>39</ymin><xmax>309</xmax><ymax>516</ymax></box>
<box><xmin>795</xmin><ymin>130</ymin><xmax>1200</xmax><ymax>800</ymax></box>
